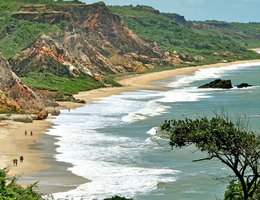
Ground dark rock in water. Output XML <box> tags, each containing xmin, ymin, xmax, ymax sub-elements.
<box><xmin>236</xmin><ymin>83</ymin><xmax>253</xmax><ymax>88</ymax></box>
<box><xmin>198</xmin><ymin>79</ymin><xmax>233</xmax><ymax>89</ymax></box>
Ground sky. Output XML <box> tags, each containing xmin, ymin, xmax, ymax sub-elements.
<box><xmin>82</xmin><ymin>0</ymin><xmax>260</xmax><ymax>22</ymax></box>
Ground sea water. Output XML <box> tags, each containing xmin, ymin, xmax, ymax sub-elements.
<box><xmin>47</xmin><ymin>62</ymin><xmax>260</xmax><ymax>200</ymax></box>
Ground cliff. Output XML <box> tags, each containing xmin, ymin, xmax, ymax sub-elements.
<box><xmin>10</xmin><ymin>3</ymin><xmax>166</xmax><ymax>80</ymax></box>
<box><xmin>0</xmin><ymin>53</ymin><xmax>44</xmax><ymax>113</ymax></box>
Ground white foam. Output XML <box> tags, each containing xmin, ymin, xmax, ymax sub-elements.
<box><xmin>45</xmin><ymin>62</ymin><xmax>260</xmax><ymax>200</ymax></box>
<box><xmin>45</xmin><ymin>92</ymin><xmax>180</xmax><ymax>199</ymax></box>
<box><xmin>122</xmin><ymin>101</ymin><xmax>170</xmax><ymax>123</ymax></box>
<box><xmin>52</xmin><ymin>163</ymin><xmax>179</xmax><ymax>200</ymax></box>
<box><xmin>146</xmin><ymin>127</ymin><xmax>158</xmax><ymax>135</ymax></box>
<box><xmin>168</xmin><ymin>62</ymin><xmax>260</xmax><ymax>88</ymax></box>
<box><xmin>157</xmin><ymin>88</ymin><xmax>211</xmax><ymax>103</ymax></box>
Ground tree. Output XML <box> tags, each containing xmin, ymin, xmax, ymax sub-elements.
<box><xmin>158</xmin><ymin>116</ymin><xmax>260</xmax><ymax>200</ymax></box>
<box><xmin>0</xmin><ymin>168</ymin><xmax>42</xmax><ymax>200</ymax></box>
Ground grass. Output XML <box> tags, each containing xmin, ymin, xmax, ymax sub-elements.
<box><xmin>21</xmin><ymin>72</ymin><xmax>123</xmax><ymax>94</ymax></box>
<box><xmin>21</xmin><ymin>72</ymin><xmax>104</xmax><ymax>94</ymax></box>
<box><xmin>104</xmin><ymin>75</ymin><xmax>122</xmax><ymax>87</ymax></box>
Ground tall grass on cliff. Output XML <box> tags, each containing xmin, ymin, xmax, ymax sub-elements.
<box><xmin>21</xmin><ymin>72</ymin><xmax>104</xmax><ymax>94</ymax></box>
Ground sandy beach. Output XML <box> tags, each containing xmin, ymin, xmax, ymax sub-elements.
<box><xmin>1</xmin><ymin>59</ymin><xmax>260</xmax><ymax>194</ymax></box>
<box><xmin>0</xmin><ymin>119</ymin><xmax>52</xmax><ymax>175</ymax></box>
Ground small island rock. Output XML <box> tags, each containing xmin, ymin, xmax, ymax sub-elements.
<box><xmin>198</xmin><ymin>79</ymin><xmax>233</xmax><ymax>89</ymax></box>
<box><xmin>236</xmin><ymin>83</ymin><xmax>253</xmax><ymax>88</ymax></box>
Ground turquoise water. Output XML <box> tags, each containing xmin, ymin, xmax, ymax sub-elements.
<box><xmin>47</xmin><ymin>62</ymin><xmax>260</xmax><ymax>200</ymax></box>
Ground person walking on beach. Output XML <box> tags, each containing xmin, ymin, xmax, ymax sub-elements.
<box><xmin>13</xmin><ymin>159</ymin><xmax>18</xmax><ymax>166</ymax></box>
<box><xmin>19</xmin><ymin>156</ymin><xmax>24</xmax><ymax>163</ymax></box>
<box><xmin>30</xmin><ymin>131</ymin><xmax>33</xmax><ymax>136</ymax></box>
<box><xmin>25</xmin><ymin>130</ymin><xmax>27</xmax><ymax>136</ymax></box>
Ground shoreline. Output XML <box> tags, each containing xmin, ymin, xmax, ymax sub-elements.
<box><xmin>1</xmin><ymin>59</ymin><xmax>260</xmax><ymax>194</ymax></box>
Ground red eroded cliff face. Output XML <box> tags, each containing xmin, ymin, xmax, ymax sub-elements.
<box><xmin>10</xmin><ymin>2</ymin><xmax>168</xmax><ymax>79</ymax></box>
<box><xmin>0</xmin><ymin>54</ymin><xmax>44</xmax><ymax>113</ymax></box>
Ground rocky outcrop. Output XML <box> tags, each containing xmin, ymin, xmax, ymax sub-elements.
<box><xmin>236</xmin><ymin>83</ymin><xmax>253</xmax><ymax>88</ymax></box>
<box><xmin>34</xmin><ymin>88</ymin><xmax>85</xmax><ymax>103</ymax></box>
<box><xmin>165</xmin><ymin>13</ymin><xmax>187</xmax><ymax>24</ymax></box>
<box><xmin>190</xmin><ymin>21</ymin><xmax>231</xmax><ymax>30</ymax></box>
<box><xmin>213</xmin><ymin>52</ymin><xmax>236</xmax><ymax>58</ymax></box>
<box><xmin>51</xmin><ymin>108</ymin><xmax>60</xmax><ymax>116</ymax></box>
<box><xmin>0</xmin><ymin>114</ymin><xmax>33</xmax><ymax>123</ymax></box>
<box><xmin>0</xmin><ymin>53</ymin><xmax>44</xmax><ymax>113</ymax></box>
<box><xmin>198</xmin><ymin>79</ymin><xmax>233</xmax><ymax>89</ymax></box>
<box><xmin>12</xmin><ymin>11</ymin><xmax>71</xmax><ymax>24</ymax></box>
<box><xmin>9</xmin><ymin>2</ymin><xmax>167</xmax><ymax>79</ymax></box>
<box><xmin>37</xmin><ymin>109</ymin><xmax>48</xmax><ymax>120</ymax></box>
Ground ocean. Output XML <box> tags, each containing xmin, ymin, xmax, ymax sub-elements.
<box><xmin>47</xmin><ymin>62</ymin><xmax>260</xmax><ymax>200</ymax></box>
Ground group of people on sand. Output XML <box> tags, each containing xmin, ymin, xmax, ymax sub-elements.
<box><xmin>24</xmin><ymin>130</ymin><xmax>33</xmax><ymax>136</ymax></box>
<box><xmin>13</xmin><ymin>156</ymin><xmax>24</xmax><ymax>167</ymax></box>
<box><xmin>12</xmin><ymin>130</ymin><xmax>34</xmax><ymax>167</ymax></box>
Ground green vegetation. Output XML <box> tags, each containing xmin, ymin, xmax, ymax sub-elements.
<box><xmin>109</xmin><ymin>5</ymin><xmax>260</xmax><ymax>63</ymax></box>
<box><xmin>194</xmin><ymin>21</ymin><xmax>260</xmax><ymax>48</ymax></box>
<box><xmin>0</xmin><ymin>168</ymin><xmax>42</xmax><ymax>200</ymax></box>
<box><xmin>159</xmin><ymin>115</ymin><xmax>260</xmax><ymax>200</ymax></box>
<box><xmin>224</xmin><ymin>180</ymin><xmax>260</xmax><ymax>200</ymax></box>
<box><xmin>0</xmin><ymin>0</ymin><xmax>81</xmax><ymax>59</ymax></box>
<box><xmin>104</xmin><ymin>75</ymin><xmax>122</xmax><ymax>87</ymax></box>
<box><xmin>0</xmin><ymin>1</ymin><xmax>260</xmax><ymax>95</ymax></box>
<box><xmin>21</xmin><ymin>72</ymin><xmax>104</xmax><ymax>94</ymax></box>
<box><xmin>224</xmin><ymin>180</ymin><xmax>244</xmax><ymax>200</ymax></box>
<box><xmin>0</xmin><ymin>17</ymin><xmax>58</xmax><ymax>59</ymax></box>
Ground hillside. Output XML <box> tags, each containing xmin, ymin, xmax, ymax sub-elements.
<box><xmin>0</xmin><ymin>53</ymin><xmax>44</xmax><ymax>113</ymax></box>
<box><xmin>0</xmin><ymin>1</ymin><xmax>260</xmax><ymax>112</ymax></box>
<box><xmin>190</xmin><ymin>21</ymin><xmax>260</xmax><ymax>48</ymax></box>
<box><xmin>109</xmin><ymin>5</ymin><xmax>260</xmax><ymax>63</ymax></box>
<box><xmin>0</xmin><ymin>0</ymin><xmax>178</xmax><ymax>97</ymax></box>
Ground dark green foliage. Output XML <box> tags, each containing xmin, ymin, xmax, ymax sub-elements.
<box><xmin>21</xmin><ymin>72</ymin><xmax>104</xmax><ymax>94</ymax></box>
<box><xmin>0</xmin><ymin>168</ymin><xmax>42</xmax><ymax>200</ymax></box>
<box><xmin>224</xmin><ymin>180</ymin><xmax>260</xmax><ymax>200</ymax></box>
<box><xmin>104</xmin><ymin>195</ymin><xmax>133</xmax><ymax>200</ymax></box>
<box><xmin>224</xmin><ymin>180</ymin><xmax>244</xmax><ymax>200</ymax></box>
<box><xmin>159</xmin><ymin>116</ymin><xmax>260</xmax><ymax>200</ymax></box>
